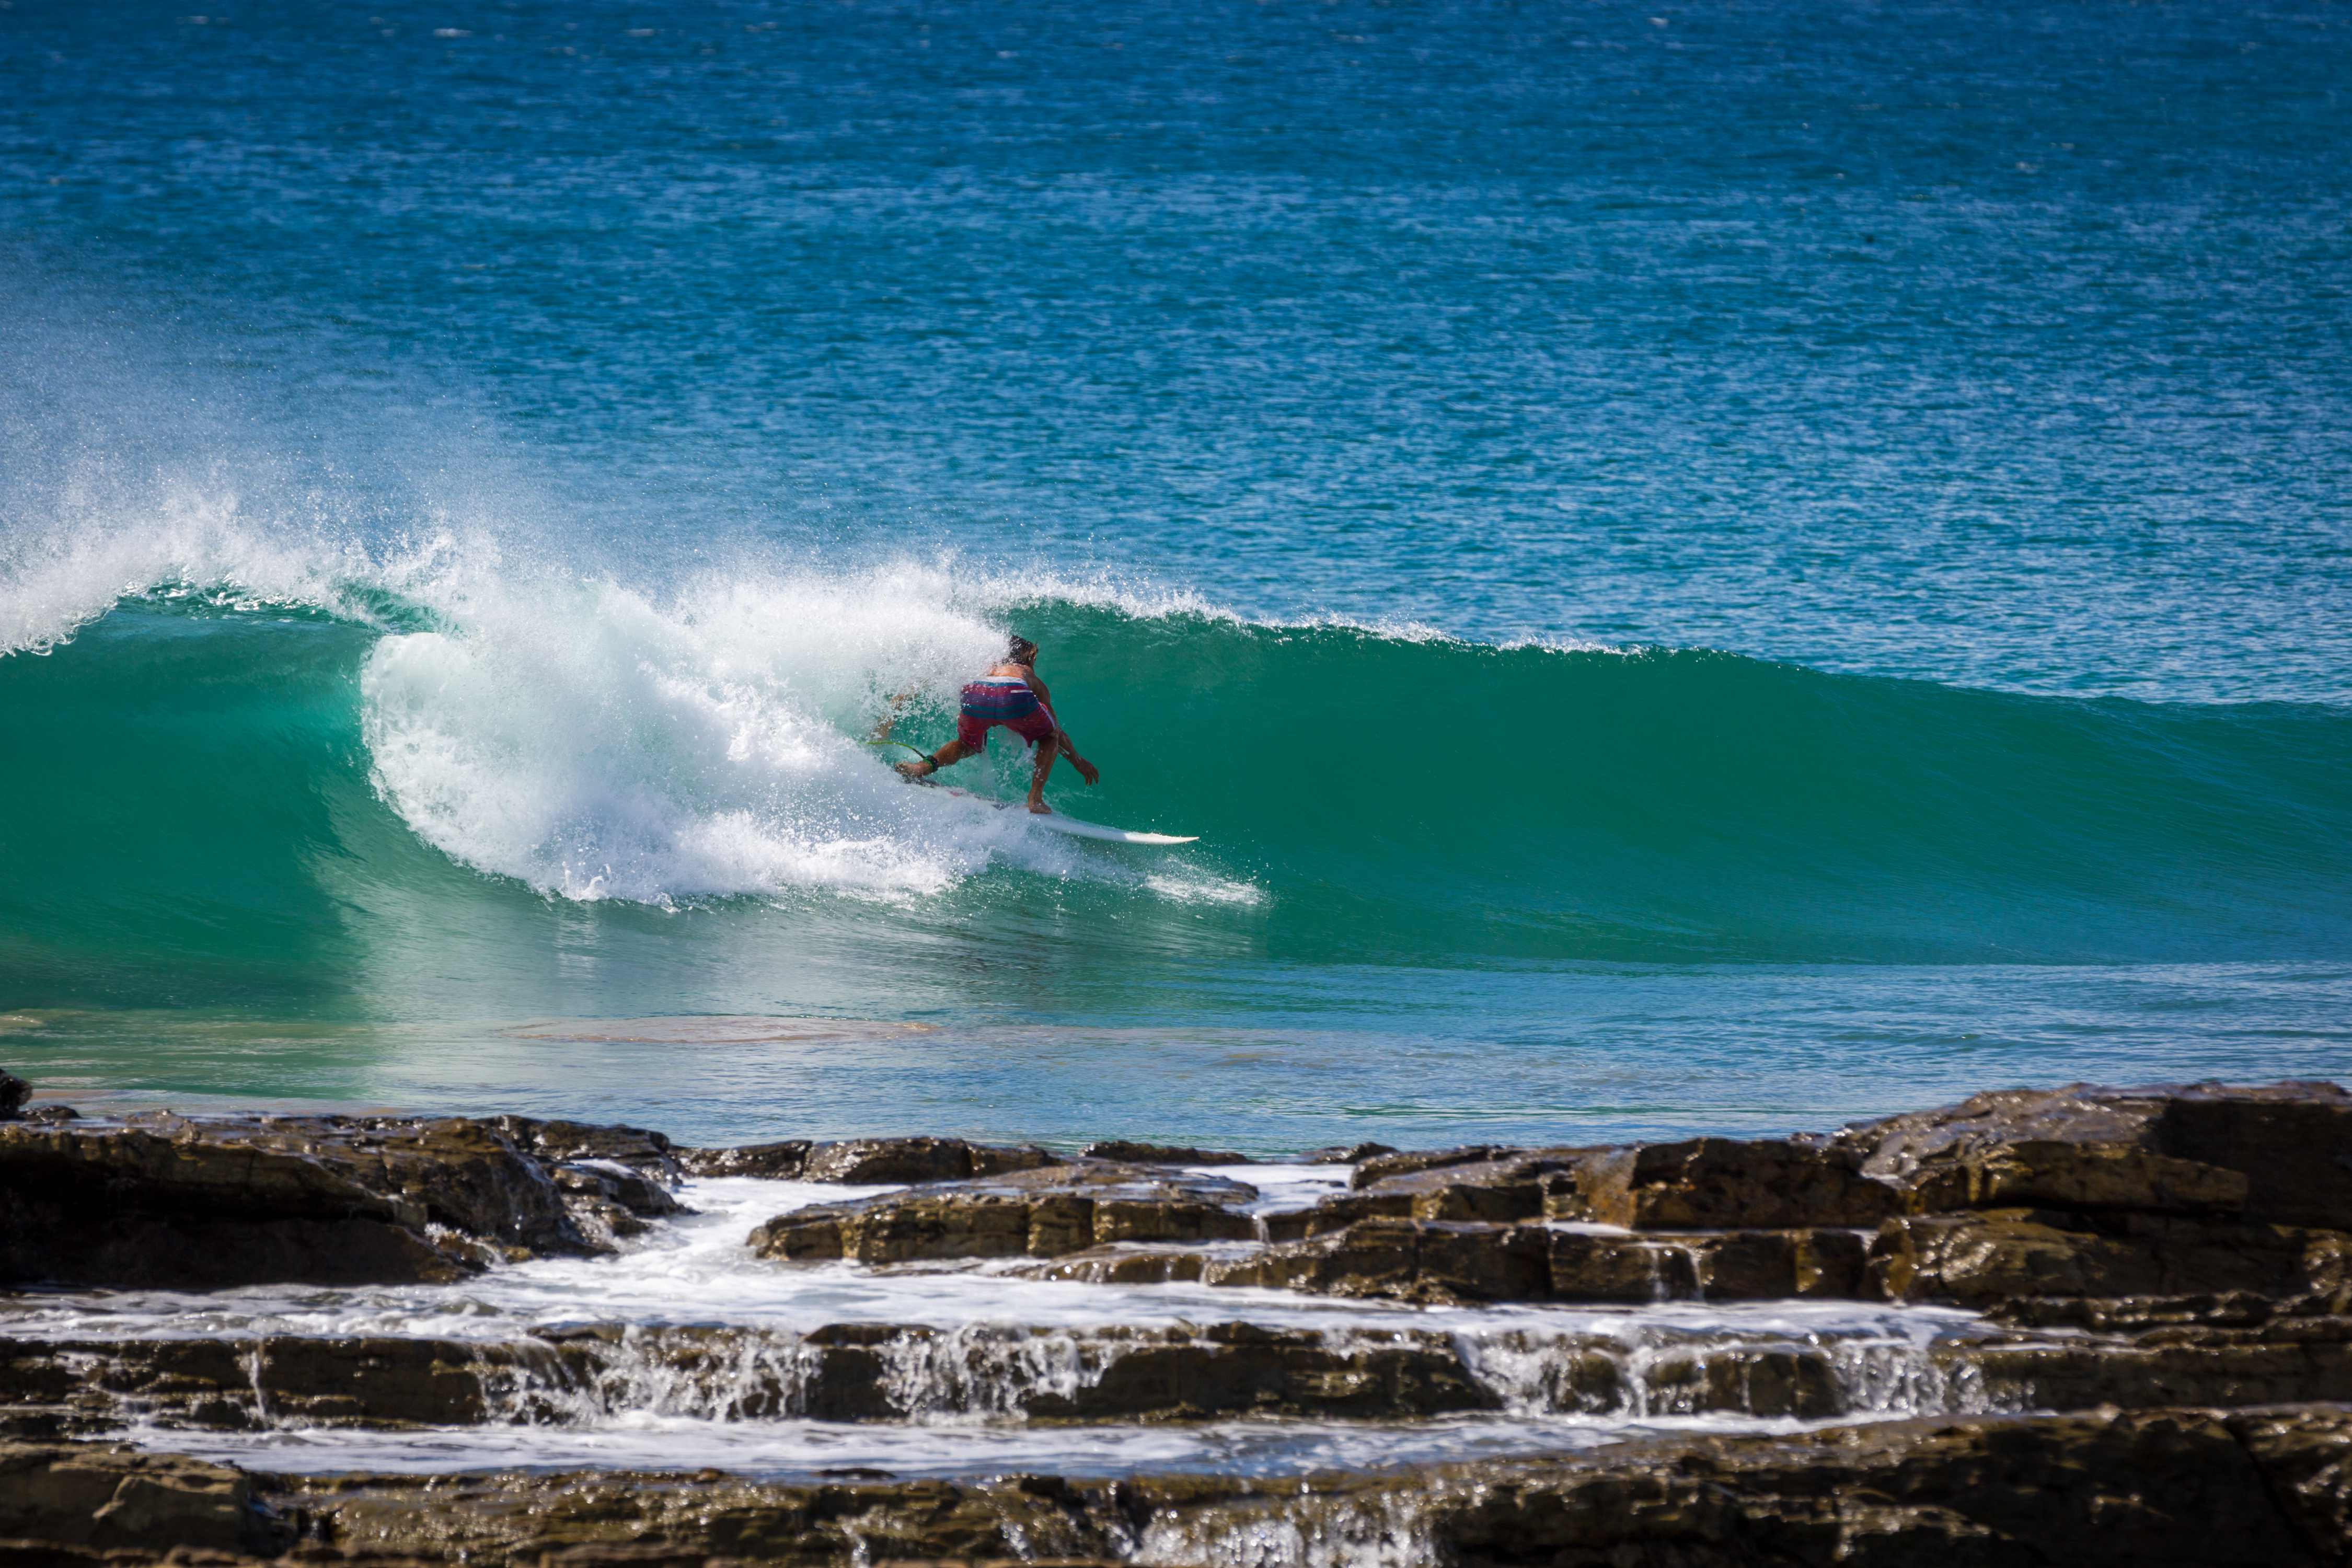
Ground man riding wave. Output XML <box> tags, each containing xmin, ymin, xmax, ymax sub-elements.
<box><xmin>886</xmin><ymin>635</ymin><xmax>1100</xmax><ymax>814</ymax></box>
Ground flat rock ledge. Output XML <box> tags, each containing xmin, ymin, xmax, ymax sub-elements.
<box><xmin>10</xmin><ymin>1079</ymin><xmax>2352</xmax><ymax>1563</ymax></box>
<box><xmin>6</xmin><ymin>1403</ymin><xmax>2352</xmax><ymax>1566</ymax></box>
<box><xmin>0</xmin><ymin>1112</ymin><xmax>693</xmax><ymax>1288</ymax></box>
<box><xmin>17</xmin><ymin>1310</ymin><xmax>2352</xmax><ymax>1437</ymax></box>
<box><xmin>740</xmin><ymin>1081</ymin><xmax>2352</xmax><ymax>1321</ymax></box>
<box><xmin>8</xmin><ymin>1079</ymin><xmax>2352</xmax><ymax>1320</ymax></box>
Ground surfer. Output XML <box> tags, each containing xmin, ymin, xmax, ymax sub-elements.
<box><xmin>887</xmin><ymin>636</ymin><xmax>1100</xmax><ymax>813</ymax></box>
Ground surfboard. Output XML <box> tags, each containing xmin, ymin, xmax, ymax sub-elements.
<box><xmin>912</xmin><ymin>781</ymin><xmax>1198</xmax><ymax>845</ymax></box>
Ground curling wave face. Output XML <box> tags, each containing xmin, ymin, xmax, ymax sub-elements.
<box><xmin>3</xmin><ymin>542</ymin><xmax>2350</xmax><ymax>1031</ymax></box>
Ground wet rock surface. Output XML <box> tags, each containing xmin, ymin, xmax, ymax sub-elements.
<box><xmin>674</xmin><ymin>1137</ymin><xmax>1053</xmax><ymax>1183</ymax></box>
<box><xmin>10</xmin><ymin>1404</ymin><xmax>2352</xmax><ymax>1565</ymax></box>
<box><xmin>1841</xmin><ymin>1080</ymin><xmax>2352</xmax><ymax>1228</ymax></box>
<box><xmin>0</xmin><ymin>1112</ymin><xmax>695</xmax><ymax>1289</ymax></box>
<box><xmin>11</xmin><ymin>1078</ymin><xmax>2352</xmax><ymax>1563</ymax></box>
<box><xmin>748</xmin><ymin>1162</ymin><xmax>1259</xmax><ymax>1265</ymax></box>
<box><xmin>1124</xmin><ymin>1404</ymin><xmax>2352</xmax><ymax>1568</ymax></box>
<box><xmin>1076</xmin><ymin>1141</ymin><xmax>1252</xmax><ymax>1166</ymax></box>
<box><xmin>22</xmin><ymin>1301</ymin><xmax>2352</xmax><ymax>1440</ymax></box>
<box><xmin>0</xmin><ymin>1442</ymin><xmax>287</xmax><ymax>1558</ymax></box>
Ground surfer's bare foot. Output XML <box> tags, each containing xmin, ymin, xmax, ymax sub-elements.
<box><xmin>896</xmin><ymin>758</ymin><xmax>934</xmax><ymax>779</ymax></box>
<box><xmin>1028</xmin><ymin>798</ymin><xmax>1053</xmax><ymax>814</ymax></box>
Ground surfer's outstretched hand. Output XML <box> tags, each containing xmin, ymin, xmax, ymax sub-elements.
<box><xmin>1071</xmin><ymin>756</ymin><xmax>1101</xmax><ymax>786</ymax></box>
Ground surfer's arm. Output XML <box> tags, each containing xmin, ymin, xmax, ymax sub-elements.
<box><xmin>1024</xmin><ymin>674</ymin><xmax>1100</xmax><ymax>785</ymax></box>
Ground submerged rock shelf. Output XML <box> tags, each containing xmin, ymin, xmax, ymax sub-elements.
<box><xmin>5</xmin><ymin>1079</ymin><xmax>2352</xmax><ymax>1563</ymax></box>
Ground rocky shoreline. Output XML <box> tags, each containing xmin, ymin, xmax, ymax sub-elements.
<box><xmin>6</xmin><ymin>1077</ymin><xmax>2352</xmax><ymax>1564</ymax></box>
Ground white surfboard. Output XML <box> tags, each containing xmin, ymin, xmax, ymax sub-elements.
<box><xmin>915</xmin><ymin>781</ymin><xmax>1198</xmax><ymax>845</ymax></box>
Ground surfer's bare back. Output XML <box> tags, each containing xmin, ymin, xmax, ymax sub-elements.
<box><xmin>889</xmin><ymin>635</ymin><xmax>1100</xmax><ymax>813</ymax></box>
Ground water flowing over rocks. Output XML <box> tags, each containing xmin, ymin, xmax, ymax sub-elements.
<box><xmin>747</xmin><ymin>1165</ymin><xmax>1261</xmax><ymax>1266</ymax></box>
<box><xmin>9</xmin><ymin>1405</ymin><xmax>2352</xmax><ymax>1565</ymax></box>
<box><xmin>10</xmin><ymin>1079</ymin><xmax>2352</xmax><ymax>1563</ymax></box>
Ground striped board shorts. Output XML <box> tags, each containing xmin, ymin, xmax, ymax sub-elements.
<box><xmin>956</xmin><ymin>678</ymin><xmax>1056</xmax><ymax>751</ymax></box>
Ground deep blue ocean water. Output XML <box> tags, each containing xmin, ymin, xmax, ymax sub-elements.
<box><xmin>1</xmin><ymin>0</ymin><xmax>2347</xmax><ymax>1149</ymax></box>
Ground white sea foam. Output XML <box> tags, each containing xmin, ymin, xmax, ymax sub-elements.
<box><xmin>131</xmin><ymin>1410</ymin><xmax>1651</xmax><ymax>1481</ymax></box>
<box><xmin>4</xmin><ymin>1175</ymin><xmax>2004</xmax><ymax>1480</ymax></box>
<box><xmin>0</xmin><ymin>494</ymin><xmax>1262</xmax><ymax>906</ymax></box>
<box><xmin>353</xmin><ymin>563</ymin><xmax>1271</xmax><ymax>904</ymax></box>
<box><xmin>0</xmin><ymin>334</ymin><xmax>1582</xmax><ymax>913</ymax></box>
<box><xmin>6</xmin><ymin>1177</ymin><xmax>1971</xmax><ymax>1345</ymax></box>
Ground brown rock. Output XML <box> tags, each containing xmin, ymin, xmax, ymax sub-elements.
<box><xmin>286</xmin><ymin>1465</ymin><xmax>1111</xmax><ymax>1567</ymax></box>
<box><xmin>750</xmin><ymin>1206</ymin><xmax>847</xmax><ymax>1261</ymax></box>
<box><xmin>1206</xmin><ymin>1218</ymin><xmax>1551</xmax><ymax>1304</ymax></box>
<box><xmin>1547</xmin><ymin>1227</ymin><xmax>1867</xmax><ymax>1304</ymax></box>
<box><xmin>1844</xmin><ymin>1080</ymin><xmax>2352</xmax><ymax>1229</ymax></box>
<box><xmin>675</xmin><ymin>1140</ymin><xmax>811</xmax><ymax>1179</ymax></box>
<box><xmin>1294</xmin><ymin>1142</ymin><xmax>1397</xmax><ymax>1164</ymax></box>
<box><xmin>1984</xmin><ymin>1291</ymin><xmax>2287</xmax><ymax>1333</ymax></box>
<box><xmin>1259</xmin><ymin>1190</ymin><xmax>1414</xmax><ymax>1243</ymax></box>
<box><xmin>1347</xmin><ymin>1144</ymin><xmax>1505</xmax><ymax>1189</ymax></box>
<box><xmin>1958</xmin><ymin>1336</ymin><xmax>2352</xmax><ymax>1413</ymax></box>
<box><xmin>1545</xmin><ymin>1228</ymin><xmax>1697</xmax><ymax>1302</ymax></box>
<box><xmin>551</xmin><ymin>1161</ymin><xmax>686</xmax><ymax>1220</ymax></box>
<box><xmin>681</xmin><ymin>1137</ymin><xmax>1051</xmax><ymax>1185</ymax></box>
<box><xmin>0</xmin><ymin>1444</ymin><xmax>284</xmax><ymax>1555</ymax></box>
<box><xmin>1021</xmin><ymin>1322</ymin><xmax>1499</xmax><ymax>1423</ymax></box>
<box><xmin>0</xmin><ymin>1114</ymin><xmax>596</xmax><ymax>1289</ymax></box>
<box><xmin>1634</xmin><ymin>1346</ymin><xmax>1844</xmax><ymax>1419</ymax></box>
<box><xmin>1867</xmin><ymin>1210</ymin><xmax>2344</xmax><ymax>1307</ymax></box>
<box><xmin>198</xmin><ymin>1405</ymin><xmax>2352</xmax><ymax>1567</ymax></box>
<box><xmin>966</xmin><ymin>1145</ymin><xmax>1054</xmax><ymax>1177</ymax></box>
<box><xmin>2232</xmin><ymin>1403</ymin><xmax>2352</xmax><ymax>1559</ymax></box>
<box><xmin>1901</xmin><ymin>1142</ymin><xmax>2248</xmax><ymax>1217</ymax></box>
<box><xmin>1359</xmin><ymin>1159</ymin><xmax>1548</xmax><ymax>1223</ymax></box>
<box><xmin>804</xmin><ymin>1137</ymin><xmax>978</xmax><ymax>1183</ymax></box>
<box><xmin>1870</xmin><ymin>1211</ymin><xmax>2164</xmax><ymax>1304</ymax></box>
<box><xmin>1004</xmin><ymin>1245</ymin><xmax>1213</xmax><ymax>1285</ymax></box>
<box><xmin>1573</xmin><ymin>1137</ymin><xmax>1900</xmax><ymax>1230</ymax></box>
<box><xmin>0</xmin><ymin>1335</ymin><xmax>578</xmax><ymax>1434</ymax></box>
<box><xmin>1078</xmin><ymin>1141</ymin><xmax>1252</xmax><ymax>1165</ymax></box>
<box><xmin>2161</xmin><ymin>1084</ymin><xmax>2352</xmax><ymax>1230</ymax></box>
<box><xmin>495</xmin><ymin>1119</ymin><xmax>680</xmax><ymax>1180</ymax></box>
<box><xmin>747</xmin><ymin>1164</ymin><xmax>1258</xmax><ymax>1265</ymax></box>
<box><xmin>1132</xmin><ymin>1408</ymin><xmax>2342</xmax><ymax>1567</ymax></box>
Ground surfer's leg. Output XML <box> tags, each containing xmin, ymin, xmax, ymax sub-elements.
<box><xmin>1027</xmin><ymin>735</ymin><xmax>1059</xmax><ymax>812</ymax></box>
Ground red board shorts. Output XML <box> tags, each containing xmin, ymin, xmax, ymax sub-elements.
<box><xmin>956</xmin><ymin>679</ymin><xmax>1056</xmax><ymax>751</ymax></box>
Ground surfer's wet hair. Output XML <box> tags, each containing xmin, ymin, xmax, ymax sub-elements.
<box><xmin>1008</xmin><ymin>635</ymin><xmax>1039</xmax><ymax>661</ymax></box>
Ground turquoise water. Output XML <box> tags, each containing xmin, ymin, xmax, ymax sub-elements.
<box><xmin>2</xmin><ymin>0</ymin><xmax>2348</xmax><ymax>1148</ymax></box>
